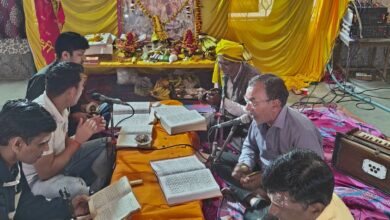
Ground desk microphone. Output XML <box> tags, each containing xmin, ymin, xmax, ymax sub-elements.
<box><xmin>91</xmin><ymin>93</ymin><xmax>127</xmax><ymax>105</ymax></box>
<box><xmin>211</xmin><ymin>114</ymin><xmax>252</xmax><ymax>129</ymax></box>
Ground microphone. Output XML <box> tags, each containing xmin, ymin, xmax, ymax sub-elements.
<box><xmin>211</xmin><ymin>114</ymin><xmax>252</xmax><ymax>129</ymax></box>
<box><xmin>91</xmin><ymin>93</ymin><xmax>127</xmax><ymax>105</ymax></box>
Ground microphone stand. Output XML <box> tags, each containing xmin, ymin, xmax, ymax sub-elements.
<box><xmin>214</xmin><ymin>124</ymin><xmax>238</xmax><ymax>163</ymax></box>
<box><xmin>210</xmin><ymin>75</ymin><xmax>229</xmax><ymax>164</ymax></box>
<box><xmin>107</xmin><ymin>102</ymin><xmax>116</xmax><ymax>170</ymax></box>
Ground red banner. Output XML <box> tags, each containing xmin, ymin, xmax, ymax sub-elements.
<box><xmin>34</xmin><ymin>0</ymin><xmax>65</xmax><ymax>64</ymax></box>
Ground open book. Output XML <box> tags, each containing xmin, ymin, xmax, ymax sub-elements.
<box><xmin>114</xmin><ymin>112</ymin><xmax>153</xmax><ymax>149</ymax></box>
<box><xmin>89</xmin><ymin>176</ymin><xmax>141</xmax><ymax>220</ymax></box>
<box><xmin>154</xmin><ymin>106</ymin><xmax>206</xmax><ymax>135</ymax></box>
<box><xmin>150</xmin><ymin>155</ymin><xmax>221</xmax><ymax>205</ymax></box>
<box><xmin>116</xmin><ymin>115</ymin><xmax>153</xmax><ymax>148</ymax></box>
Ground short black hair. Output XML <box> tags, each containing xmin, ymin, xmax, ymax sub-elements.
<box><xmin>0</xmin><ymin>99</ymin><xmax>56</xmax><ymax>145</ymax></box>
<box><xmin>262</xmin><ymin>149</ymin><xmax>334</xmax><ymax>207</ymax></box>
<box><xmin>46</xmin><ymin>61</ymin><xmax>84</xmax><ymax>97</ymax></box>
<box><xmin>55</xmin><ymin>32</ymin><xmax>89</xmax><ymax>59</ymax></box>
<box><xmin>248</xmin><ymin>74</ymin><xmax>289</xmax><ymax>107</ymax></box>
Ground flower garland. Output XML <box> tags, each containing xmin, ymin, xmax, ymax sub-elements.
<box><xmin>135</xmin><ymin>0</ymin><xmax>190</xmax><ymax>26</ymax></box>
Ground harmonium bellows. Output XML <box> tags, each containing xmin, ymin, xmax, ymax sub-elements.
<box><xmin>333</xmin><ymin>129</ymin><xmax>390</xmax><ymax>195</ymax></box>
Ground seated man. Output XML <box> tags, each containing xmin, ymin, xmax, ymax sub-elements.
<box><xmin>23</xmin><ymin>62</ymin><xmax>111</xmax><ymax>199</ymax></box>
<box><xmin>201</xmin><ymin>39</ymin><xmax>260</xmax><ymax>150</ymax></box>
<box><xmin>0</xmin><ymin>99</ymin><xmax>89</xmax><ymax>219</ymax></box>
<box><xmin>262</xmin><ymin>149</ymin><xmax>353</xmax><ymax>220</ymax></box>
<box><xmin>213</xmin><ymin>74</ymin><xmax>323</xmax><ymax>213</ymax></box>
<box><xmin>26</xmin><ymin>31</ymin><xmax>90</xmax><ymax>136</ymax></box>
<box><xmin>203</xmin><ymin>39</ymin><xmax>260</xmax><ymax>116</ymax></box>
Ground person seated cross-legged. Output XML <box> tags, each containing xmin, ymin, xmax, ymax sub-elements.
<box><xmin>22</xmin><ymin>62</ymin><xmax>112</xmax><ymax>199</ymax></box>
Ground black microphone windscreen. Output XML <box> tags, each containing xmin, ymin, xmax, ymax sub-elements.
<box><xmin>91</xmin><ymin>93</ymin><xmax>102</xmax><ymax>101</ymax></box>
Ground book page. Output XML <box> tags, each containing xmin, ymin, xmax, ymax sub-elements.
<box><xmin>116</xmin><ymin>134</ymin><xmax>138</xmax><ymax>148</ymax></box>
<box><xmin>150</xmin><ymin>155</ymin><xmax>205</xmax><ymax>176</ymax></box>
<box><xmin>164</xmin><ymin>110</ymin><xmax>205</xmax><ymax>127</ymax></box>
<box><xmin>158</xmin><ymin>169</ymin><xmax>222</xmax><ymax>205</ymax></box>
<box><xmin>116</xmin><ymin>133</ymin><xmax>152</xmax><ymax>148</ymax></box>
<box><xmin>154</xmin><ymin>106</ymin><xmax>189</xmax><ymax>119</ymax></box>
<box><xmin>89</xmin><ymin>176</ymin><xmax>131</xmax><ymax>210</ymax></box>
<box><xmin>160</xmin><ymin>110</ymin><xmax>206</xmax><ymax>134</ymax></box>
<box><xmin>94</xmin><ymin>193</ymin><xmax>140</xmax><ymax>220</ymax></box>
<box><xmin>113</xmin><ymin>102</ymin><xmax>150</xmax><ymax>114</ymax></box>
<box><xmin>121</xmin><ymin>125</ymin><xmax>153</xmax><ymax>134</ymax></box>
<box><xmin>118</xmin><ymin>114</ymin><xmax>152</xmax><ymax>134</ymax></box>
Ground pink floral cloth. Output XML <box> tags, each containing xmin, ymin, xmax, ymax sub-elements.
<box><xmin>303</xmin><ymin>106</ymin><xmax>389</xmax><ymax>220</ymax></box>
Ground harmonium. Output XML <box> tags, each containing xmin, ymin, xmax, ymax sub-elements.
<box><xmin>333</xmin><ymin>128</ymin><xmax>390</xmax><ymax>195</ymax></box>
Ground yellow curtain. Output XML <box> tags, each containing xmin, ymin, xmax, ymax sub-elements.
<box><xmin>61</xmin><ymin>0</ymin><xmax>118</xmax><ymax>35</ymax></box>
<box><xmin>226</xmin><ymin>0</ymin><xmax>349</xmax><ymax>89</ymax></box>
<box><xmin>201</xmin><ymin>0</ymin><xmax>229</xmax><ymax>39</ymax></box>
<box><xmin>24</xmin><ymin>0</ymin><xmax>46</xmax><ymax>70</ymax></box>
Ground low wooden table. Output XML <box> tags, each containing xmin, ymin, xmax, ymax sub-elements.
<box><xmin>336</xmin><ymin>31</ymin><xmax>390</xmax><ymax>81</ymax></box>
<box><xmin>110</xmin><ymin>100</ymin><xmax>205</xmax><ymax>220</ymax></box>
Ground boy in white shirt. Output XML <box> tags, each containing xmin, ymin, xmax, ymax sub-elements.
<box><xmin>23</xmin><ymin>61</ymin><xmax>111</xmax><ymax>199</ymax></box>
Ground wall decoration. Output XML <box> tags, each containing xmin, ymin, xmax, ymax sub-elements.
<box><xmin>122</xmin><ymin>0</ymin><xmax>195</xmax><ymax>41</ymax></box>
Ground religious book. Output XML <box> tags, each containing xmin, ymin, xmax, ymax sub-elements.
<box><xmin>158</xmin><ymin>109</ymin><xmax>207</xmax><ymax>135</ymax></box>
<box><xmin>150</xmin><ymin>155</ymin><xmax>222</xmax><ymax>205</ymax></box>
<box><xmin>115</xmin><ymin>114</ymin><xmax>153</xmax><ymax>148</ymax></box>
<box><xmin>88</xmin><ymin>176</ymin><xmax>141</xmax><ymax>220</ymax></box>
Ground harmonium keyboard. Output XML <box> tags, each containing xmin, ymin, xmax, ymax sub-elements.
<box><xmin>333</xmin><ymin>128</ymin><xmax>390</xmax><ymax>195</ymax></box>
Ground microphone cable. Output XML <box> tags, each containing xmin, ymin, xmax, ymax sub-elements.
<box><xmin>113</xmin><ymin>104</ymin><xmax>135</xmax><ymax>128</ymax></box>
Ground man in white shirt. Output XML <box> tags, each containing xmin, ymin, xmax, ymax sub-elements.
<box><xmin>23</xmin><ymin>61</ymin><xmax>111</xmax><ymax>199</ymax></box>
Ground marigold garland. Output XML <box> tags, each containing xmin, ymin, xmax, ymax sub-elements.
<box><xmin>193</xmin><ymin>0</ymin><xmax>202</xmax><ymax>45</ymax></box>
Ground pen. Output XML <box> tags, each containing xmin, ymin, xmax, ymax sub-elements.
<box><xmin>246</xmin><ymin>171</ymin><xmax>261</xmax><ymax>178</ymax></box>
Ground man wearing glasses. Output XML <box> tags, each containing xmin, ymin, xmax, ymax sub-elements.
<box><xmin>262</xmin><ymin>149</ymin><xmax>353</xmax><ymax>220</ymax></box>
<box><xmin>214</xmin><ymin>74</ymin><xmax>323</xmax><ymax>218</ymax></box>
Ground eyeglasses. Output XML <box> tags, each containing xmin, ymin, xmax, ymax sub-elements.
<box><xmin>268</xmin><ymin>192</ymin><xmax>290</xmax><ymax>208</ymax></box>
<box><xmin>268</xmin><ymin>192</ymin><xmax>308</xmax><ymax>210</ymax></box>
<box><xmin>244</xmin><ymin>97</ymin><xmax>270</xmax><ymax>107</ymax></box>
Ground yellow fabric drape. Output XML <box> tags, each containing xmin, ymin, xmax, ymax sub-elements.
<box><xmin>201</xmin><ymin>0</ymin><xmax>229</xmax><ymax>39</ymax></box>
<box><xmin>24</xmin><ymin>0</ymin><xmax>118</xmax><ymax>71</ymax></box>
<box><xmin>226</xmin><ymin>0</ymin><xmax>349</xmax><ymax>89</ymax></box>
<box><xmin>61</xmin><ymin>0</ymin><xmax>118</xmax><ymax>35</ymax></box>
<box><xmin>24</xmin><ymin>0</ymin><xmax>46</xmax><ymax>70</ymax></box>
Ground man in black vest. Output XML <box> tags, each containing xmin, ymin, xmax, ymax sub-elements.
<box><xmin>0</xmin><ymin>99</ymin><xmax>90</xmax><ymax>219</ymax></box>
